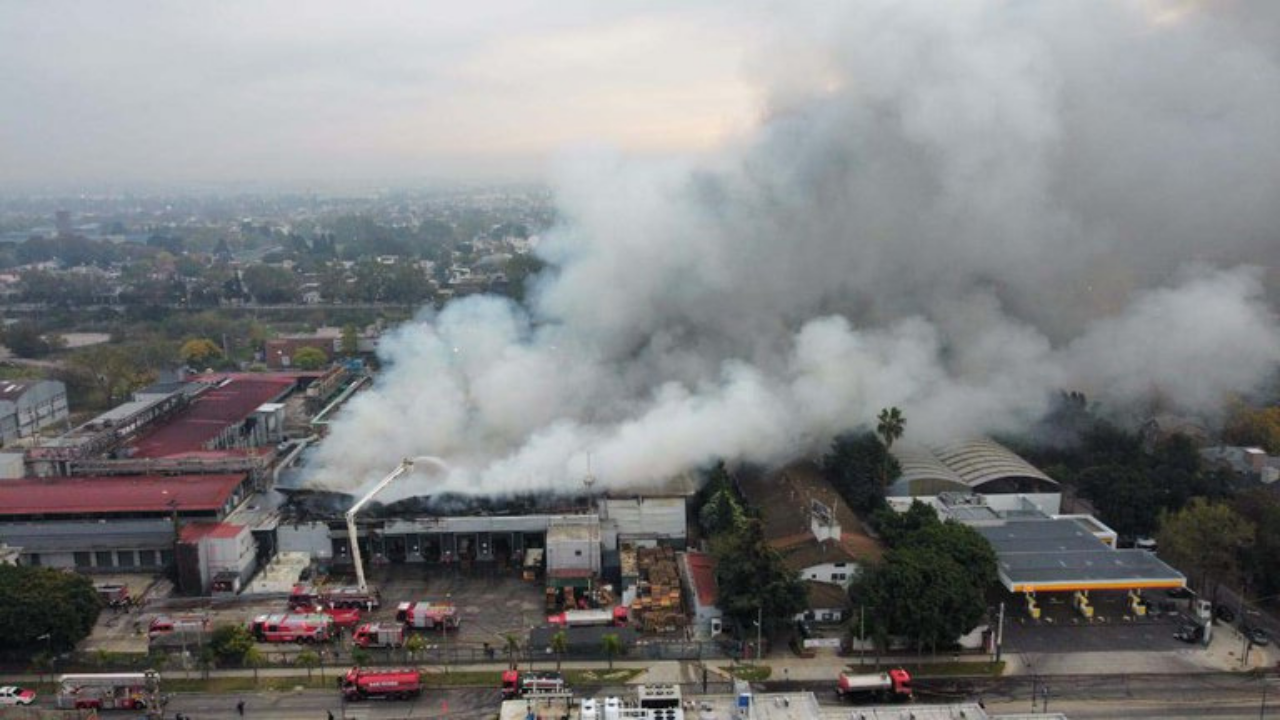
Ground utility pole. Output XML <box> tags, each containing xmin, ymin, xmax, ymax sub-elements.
<box><xmin>756</xmin><ymin>606</ymin><xmax>763</xmax><ymax>664</ymax></box>
<box><xmin>995</xmin><ymin>602</ymin><xmax>1005</xmax><ymax>664</ymax></box>
<box><xmin>859</xmin><ymin>606</ymin><xmax>866</xmax><ymax>666</ymax></box>
<box><xmin>1260</xmin><ymin>674</ymin><xmax>1268</xmax><ymax>720</ymax></box>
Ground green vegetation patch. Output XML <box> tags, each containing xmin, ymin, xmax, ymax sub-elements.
<box><xmin>567</xmin><ymin>668</ymin><xmax>643</xmax><ymax>684</ymax></box>
<box><xmin>720</xmin><ymin>664</ymin><xmax>771</xmax><ymax>681</ymax></box>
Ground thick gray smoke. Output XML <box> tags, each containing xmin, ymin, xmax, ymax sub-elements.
<box><xmin>309</xmin><ymin>0</ymin><xmax>1280</xmax><ymax>496</ymax></box>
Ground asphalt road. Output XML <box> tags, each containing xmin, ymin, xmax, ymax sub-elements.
<box><xmin>780</xmin><ymin>673</ymin><xmax>1280</xmax><ymax>719</ymax></box>
<box><xmin>28</xmin><ymin>673</ymin><xmax>1280</xmax><ymax>719</ymax></box>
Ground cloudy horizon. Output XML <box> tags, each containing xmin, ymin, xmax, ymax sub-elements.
<box><xmin>0</xmin><ymin>1</ymin><xmax>764</xmax><ymax>193</ymax></box>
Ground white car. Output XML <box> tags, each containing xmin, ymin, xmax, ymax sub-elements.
<box><xmin>0</xmin><ymin>686</ymin><xmax>36</xmax><ymax>706</ymax></box>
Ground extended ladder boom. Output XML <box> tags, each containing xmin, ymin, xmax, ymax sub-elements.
<box><xmin>346</xmin><ymin>458</ymin><xmax>415</xmax><ymax>592</ymax></box>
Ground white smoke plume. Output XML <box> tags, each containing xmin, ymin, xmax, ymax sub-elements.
<box><xmin>309</xmin><ymin>0</ymin><xmax>1280</xmax><ymax>496</ymax></box>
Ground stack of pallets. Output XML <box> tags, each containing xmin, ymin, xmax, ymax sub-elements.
<box><xmin>629</xmin><ymin>546</ymin><xmax>686</xmax><ymax>633</ymax></box>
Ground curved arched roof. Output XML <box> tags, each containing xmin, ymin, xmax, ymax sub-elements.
<box><xmin>891</xmin><ymin>438</ymin><xmax>1057</xmax><ymax>495</ymax></box>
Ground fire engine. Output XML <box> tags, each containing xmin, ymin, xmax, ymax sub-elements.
<box><xmin>249</xmin><ymin>613</ymin><xmax>333</xmax><ymax>643</ymax></box>
<box><xmin>397</xmin><ymin>601</ymin><xmax>460</xmax><ymax>629</ymax></box>
<box><xmin>339</xmin><ymin>667</ymin><xmax>422</xmax><ymax>701</ymax></box>
<box><xmin>501</xmin><ymin>670</ymin><xmax>566</xmax><ymax>699</ymax></box>
<box><xmin>293</xmin><ymin>604</ymin><xmax>362</xmax><ymax>628</ymax></box>
<box><xmin>289</xmin><ymin>583</ymin><xmax>382</xmax><ymax>610</ymax></box>
<box><xmin>546</xmin><ymin>606</ymin><xmax>629</xmax><ymax>628</ymax></box>
<box><xmin>353</xmin><ymin>622</ymin><xmax>406</xmax><ymax>648</ymax></box>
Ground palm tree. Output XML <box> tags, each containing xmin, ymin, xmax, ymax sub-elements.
<box><xmin>551</xmin><ymin>630</ymin><xmax>568</xmax><ymax>672</ymax></box>
<box><xmin>243</xmin><ymin>646</ymin><xmax>265</xmax><ymax>685</ymax></box>
<box><xmin>502</xmin><ymin>633</ymin><xmax>521</xmax><ymax>670</ymax></box>
<box><xmin>601</xmin><ymin>634</ymin><xmax>622</xmax><ymax>671</ymax></box>
<box><xmin>295</xmin><ymin>649</ymin><xmax>320</xmax><ymax>680</ymax></box>
<box><xmin>876</xmin><ymin>407</ymin><xmax>906</xmax><ymax>485</ymax></box>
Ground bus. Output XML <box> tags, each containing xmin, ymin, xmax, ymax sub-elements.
<box><xmin>55</xmin><ymin>673</ymin><xmax>155</xmax><ymax>710</ymax></box>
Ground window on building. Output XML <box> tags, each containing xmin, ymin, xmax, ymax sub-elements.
<box><xmin>74</xmin><ymin>551</ymin><xmax>92</xmax><ymax>567</ymax></box>
<box><xmin>27</xmin><ymin>553</ymin><xmax>40</xmax><ymax>566</ymax></box>
<box><xmin>575</xmin><ymin>550</ymin><xmax>582</xmax><ymax>556</ymax></box>
<box><xmin>117</xmin><ymin>550</ymin><xmax>137</xmax><ymax>568</ymax></box>
<box><xmin>159</xmin><ymin>550</ymin><xmax>173</xmax><ymax>566</ymax></box>
<box><xmin>833</xmin><ymin>573</ymin><xmax>847</xmax><ymax>581</ymax></box>
<box><xmin>95</xmin><ymin>551</ymin><xmax>114</xmax><ymax>568</ymax></box>
<box><xmin>139</xmin><ymin>550</ymin><xmax>158</xmax><ymax>567</ymax></box>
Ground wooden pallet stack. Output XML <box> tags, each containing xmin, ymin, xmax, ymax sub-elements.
<box><xmin>629</xmin><ymin>545</ymin><xmax>686</xmax><ymax>633</ymax></box>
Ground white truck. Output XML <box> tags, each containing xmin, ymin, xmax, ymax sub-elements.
<box><xmin>836</xmin><ymin>669</ymin><xmax>913</xmax><ymax>702</ymax></box>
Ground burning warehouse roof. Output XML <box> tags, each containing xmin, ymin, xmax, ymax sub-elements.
<box><xmin>275</xmin><ymin>486</ymin><xmax>593</xmax><ymax>522</ymax></box>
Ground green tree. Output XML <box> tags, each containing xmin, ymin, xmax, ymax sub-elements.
<box><xmin>340</xmin><ymin>324</ymin><xmax>359</xmax><ymax>356</ymax></box>
<box><xmin>1223</xmin><ymin>401</ymin><xmax>1280</xmax><ymax>454</ymax></box>
<box><xmin>241</xmin><ymin>265</ymin><xmax>298</xmax><ymax>304</ymax></box>
<box><xmin>351</xmin><ymin>647</ymin><xmax>371</xmax><ymax>667</ymax></box>
<box><xmin>1075</xmin><ymin>465</ymin><xmax>1160</xmax><ymax>538</ymax></box>
<box><xmin>853</xmin><ymin>544</ymin><xmax>986</xmax><ymax>654</ymax></box>
<box><xmin>551</xmin><ymin>630</ymin><xmax>568</xmax><ymax>672</ymax></box>
<box><xmin>0</xmin><ymin>565</ymin><xmax>100</xmax><ymax>651</ymax></box>
<box><xmin>292</xmin><ymin>346</ymin><xmax>329</xmax><ymax>370</ymax></box>
<box><xmin>243</xmin><ymin>645</ymin><xmax>266</xmax><ymax>683</ymax></box>
<box><xmin>713</xmin><ymin>519</ymin><xmax>808</xmax><ymax>630</ymax></box>
<box><xmin>405</xmin><ymin>633</ymin><xmax>426</xmax><ymax>662</ymax></box>
<box><xmin>698</xmin><ymin>462</ymin><xmax>746</xmax><ymax>536</ymax></box>
<box><xmin>601</xmin><ymin>633</ymin><xmax>623</xmax><ymax>670</ymax></box>
<box><xmin>1235</xmin><ymin>490</ymin><xmax>1280</xmax><ymax>599</ymax></box>
<box><xmin>209</xmin><ymin>624</ymin><xmax>255</xmax><ymax>666</ymax></box>
<box><xmin>876</xmin><ymin>407</ymin><xmax>906</xmax><ymax>485</ymax></box>
<box><xmin>856</xmin><ymin>501</ymin><xmax>996</xmax><ymax>652</ymax></box>
<box><xmin>65</xmin><ymin>345</ymin><xmax>154</xmax><ymax>409</ymax></box>
<box><xmin>823</xmin><ymin>432</ymin><xmax>898</xmax><ymax>514</ymax></box>
<box><xmin>502</xmin><ymin>633</ymin><xmax>521</xmax><ymax>670</ymax></box>
<box><xmin>1156</xmin><ymin>498</ymin><xmax>1255</xmax><ymax>598</ymax></box>
<box><xmin>179</xmin><ymin>337</ymin><xmax>223</xmax><ymax>367</ymax></box>
<box><xmin>295</xmin><ymin>649</ymin><xmax>319</xmax><ymax>679</ymax></box>
<box><xmin>1</xmin><ymin>322</ymin><xmax>61</xmax><ymax>358</ymax></box>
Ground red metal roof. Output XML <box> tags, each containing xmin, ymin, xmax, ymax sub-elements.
<box><xmin>180</xmin><ymin>522</ymin><xmax>246</xmax><ymax>542</ymax></box>
<box><xmin>129</xmin><ymin>377</ymin><xmax>293</xmax><ymax>458</ymax></box>
<box><xmin>684</xmin><ymin>551</ymin><xmax>719</xmax><ymax>607</ymax></box>
<box><xmin>0</xmin><ymin>474</ymin><xmax>247</xmax><ymax>516</ymax></box>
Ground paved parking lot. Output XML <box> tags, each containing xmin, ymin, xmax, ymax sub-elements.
<box><xmin>81</xmin><ymin>563</ymin><xmax>547</xmax><ymax>664</ymax></box>
<box><xmin>1000</xmin><ymin>590</ymin><xmax>1196</xmax><ymax>655</ymax></box>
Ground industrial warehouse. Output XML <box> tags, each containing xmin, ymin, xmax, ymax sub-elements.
<box><xmin>0</xmin><ymin>365</ymin><xmax>1187</xmax><ymax>635</ymax></box>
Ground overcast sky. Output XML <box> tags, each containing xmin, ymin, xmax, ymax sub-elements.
<box><xmin>0</xmin><ymin>1</ymin><xmax>763</xmax><ymax>192</ymax></box>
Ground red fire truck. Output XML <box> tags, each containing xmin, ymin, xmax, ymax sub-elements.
<box><xmin>293</xmin><ymin>604</ymin><xmax>362</xmax><ymax>628</ymax></box>
<box><xmin>339</xmin><ymin>667</ymin><xmax>422</xmax><ymax>701</ymax></box>
<box><xmin>249</xmin><ymin>613</ymin><xmax>333</xmax><ymax>643</ymax></box>
<box><xmin>396</xmin><ymin>601</ymin><xmax>460</xmax><ymax>630</ymax></box>
<box><xmin>353</xmin><ymin>622</ymin><xmax>406</xmax><ymax>648</ymax></box>
<box><xmin>546</xmin><ymin>606</ymin><xmax>629</xmax><ymax>628</ymax></box>
<box><xmin>501</xmin><ymin>670</ymin><xmax>567</xmax><ymax>699</ymax></box>
<box><xmin>835</xmin><ymin>669</ymin><xmax>913</xmax><ymax>702</ymax></box>
<box><xmin>289</xmin><ymin>583</ymin><xmax>382</xmax><ymax>610</ymax></box>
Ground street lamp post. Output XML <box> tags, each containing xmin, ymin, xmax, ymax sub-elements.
<box><xmin>755</xmin><ymin>606</ymin><xmax>763</xmax><ymax>664</ymax></box>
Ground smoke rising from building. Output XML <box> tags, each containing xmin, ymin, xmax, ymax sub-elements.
<box><xmin>309</xmin><ymin>0</ymin><xmax>1280</xmax><ymax>497</ymax></box>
